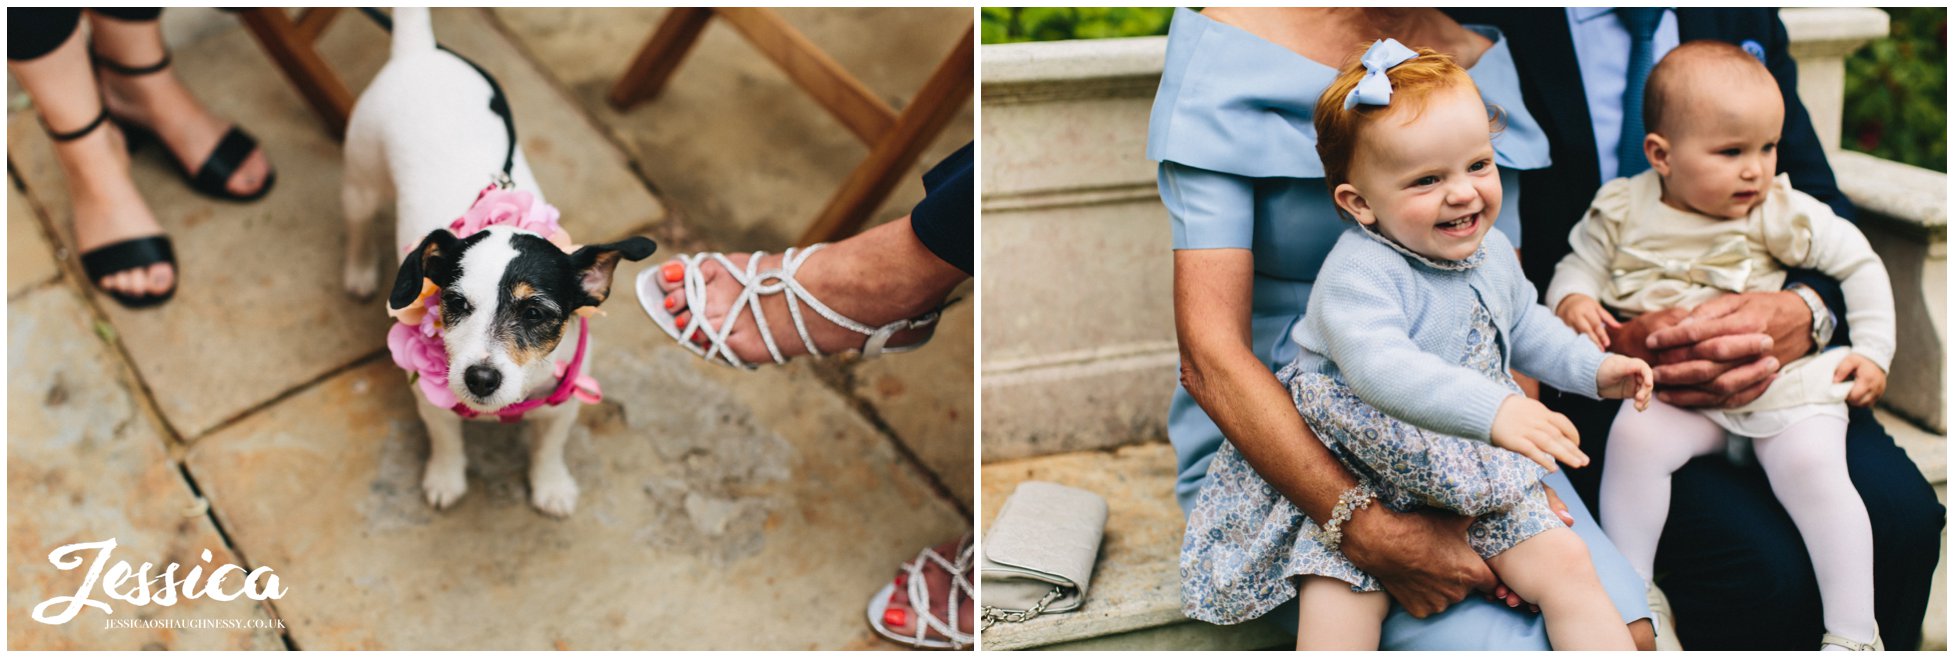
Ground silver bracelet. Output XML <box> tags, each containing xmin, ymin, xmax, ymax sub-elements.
<box><xmin>1317</xmin><ymin>482</ymin><xmax>1376</xmax><ymax>554</ymax></box>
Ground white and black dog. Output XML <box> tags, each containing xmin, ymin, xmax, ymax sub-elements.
<box><xmin>341</xmin><ymin>8</ymin><xmax>654</xmax><ymax>517</ymax></box>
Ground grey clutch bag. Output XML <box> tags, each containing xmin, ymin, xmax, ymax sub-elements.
<box><xmin>979</xmin><ymin>481</ymin><xmax>1108</xmax><ymax>626</ymax></box>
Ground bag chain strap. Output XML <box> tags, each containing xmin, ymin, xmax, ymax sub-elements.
<box><xmin>979</xmin><ymin>586</ymin><xmax>1063</xmax><ymax>630</ymax></box>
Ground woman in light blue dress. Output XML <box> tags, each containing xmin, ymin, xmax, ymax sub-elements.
<box><xmin>1149</xmin><ymin>7</ymin><xmax>1653</xmax><ymax>649</ymax></box>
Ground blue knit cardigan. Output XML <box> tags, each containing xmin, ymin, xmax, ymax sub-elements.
<box><xmin>1288</xmin><ymin>226</ymin><xmax>1609</xmax><ymax>442</ymax></box>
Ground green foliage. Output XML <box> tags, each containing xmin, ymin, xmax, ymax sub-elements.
<box><xmin>980</xmin><ymin>7</ymin><xmax>1176</xmax><ymax>45</ymax></box>
<box><xmin>1842</xmin><ymin>7</ymin><xmax>1946</xmax><ymax>171</ymax></box>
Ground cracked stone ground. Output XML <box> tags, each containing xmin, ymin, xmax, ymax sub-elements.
<box><xmin>8</xmin><ymin>8</ymin><xmax>972</xmax><ymax>650</ymax></box>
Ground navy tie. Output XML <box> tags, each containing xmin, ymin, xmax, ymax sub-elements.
<box><xmin>1615</xmin><ymin>7</ymin><xmax>1664</xmax><ymax>178</ymax></box>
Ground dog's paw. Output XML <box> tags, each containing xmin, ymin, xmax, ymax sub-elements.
<box><xmin>422</xmin><ymin>464</ymin><xmax>468</xmax><ymax>509</ymax></box>
<box><xmin>344</xmin><ymin>261</ymin><xmax>379</xmax><ymax>300</ymax></box>
<box><xmin>529</xmin><ymin>468</ymin><xmax>580</xmax><ymax>518</ymax></box>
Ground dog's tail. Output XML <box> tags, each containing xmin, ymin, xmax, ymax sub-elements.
<box><xmin>390</xmin><ymin>7</ymin><xmax>436</xmax><ymax>58</ymax></box>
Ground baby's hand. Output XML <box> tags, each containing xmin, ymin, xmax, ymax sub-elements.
<box><xmin>1833</xmin><ymin>353</ymin><xmax>1888</xmax><ymax>407</ymax></box>
<box><xmin>1491</xmin><ymin>395</ymin><xmax>1588</xmax><ymax>471</ymax></box>
<box><xmin>1597</xmin><ymin>354</ymin><xmax>1654</xmax><ymax>411</ymax></box>
<box><xmin>1555</xmin><ymin>294</ymin><xmax>1619</xmax><ymax>350</ymax></box>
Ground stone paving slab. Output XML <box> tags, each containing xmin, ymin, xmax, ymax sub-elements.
<box><xmin>851</xmin><ymin>283</ymin><xmax>974</xmax><ymax>507</ymax></box>
<box><xmin>8</xmin><ymin>287</ymin><xmax>283</xmax><ymax>650</ymax></box>
<box><xmin>4</xmin><ymin>8</ymin><xmax>667</xmax><ymax>440</ymax></box>
<box><xmin>7</xmin><ymin>184</ymin><xmax>58</xmax><ymax>298</ymax></box>
<box><xmin>494</xmin><ymin>7</ymin><xmax>973</xmax><ymax>249</ymax></box>
<box><xmin>182</xmin><ymin>279</ymin><xmax>965</xmax><ymax>650</ymax></box>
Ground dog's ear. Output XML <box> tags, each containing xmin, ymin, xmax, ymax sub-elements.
<box><xmin>389</xmin><ymin>230</ymin><xmax>463</xmax><ymax>311</ymax></box>
<box><xmin>568</xmin><ymin>237</ymin><xmax>658</xmax><ymax>309</ymax></box>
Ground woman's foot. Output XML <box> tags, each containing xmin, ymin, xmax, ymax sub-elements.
<box><xmin>643</xmin><ymin>217</ymin><xmax>963</xmax><ymax>363</ymax></box>
<box><xmin>94</xmin><ymin>54</ymin><xmax>271</xmax><ymax>198</ymax></box>
<box><xmin>53</xmin><ymin>118</ymin><xmax>176</xmax><ymax>301</ymax></box>
<box><xmin>875</xmin><ymin>537</ymin><xmax>974</xmax><ymax>648</ymax></box>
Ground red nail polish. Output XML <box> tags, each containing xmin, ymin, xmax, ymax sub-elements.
<box><xmin>883</xmin><ymin>607</ymin><xmax>906</xmax><ymax>627</ymax></box>
<box><xmin>895</xmin><ymin>572</ymin><xmax>908</xmax><ymax>587</ymax></box>
<box><xmin>675</xmin><ymin>315</ymin><xmax>688</xmax><ymax>329</ymax></box>
<box><xmin>663</xmin><ymin>262</ymin><xmax>683</xmax><ymax>283</ymax></box>
<box><xmin>664</xmin><ymin>295</ymin><xmax>677</xmax><ymax>310</ymax></box>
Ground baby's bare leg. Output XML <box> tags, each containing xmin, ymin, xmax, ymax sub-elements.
<box><xmin>1294</xmin><ymin>576</ymin><xmax>1389</xmax><ymax>651</ymax></box>
<box><xmin>1486</xmin><ymin>528</ymin><xmax>1635</xmax><ymax>650</ymax></box>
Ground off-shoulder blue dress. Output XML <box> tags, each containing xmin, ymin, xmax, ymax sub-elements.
<box><xmin>1148</xmin><ymin>7</ymin><xmax>1650</xmax><ymax>647</ymax></box>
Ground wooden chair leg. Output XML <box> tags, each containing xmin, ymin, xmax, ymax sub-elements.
<box><xmin>239</xmin><ymin>8</ymin><xmax>354</xmax><ymax>137</ymax></box>
<box><xmin>715</xmin><ymin>8</ymin><xmax>896</xmax><ymax>145</ymax></box>
<box><xmin>607</xmin><ymin>7</ymin><xmax>716</xmax><ymax>110</ymax></box>
<box><xmin>797</xmin><ymin>25</ymin><xmax>973</xmax><ymax>246</ymax></box>
<box><xmin>293</xmin><ymin>7</ymin><xmax>341</xmax><ymax>43</ymax></box>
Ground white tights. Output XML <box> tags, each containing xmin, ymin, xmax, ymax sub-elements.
<box><xmin>1598</xmin><ymin>400</ymin><xmax>1876</xmax><ymax>646</ymax></box>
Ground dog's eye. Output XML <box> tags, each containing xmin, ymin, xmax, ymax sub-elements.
<box><xmin>522</xmin><ymin>306</ymin><xmax>550</xmax><ymax>323</ymax></box>
<box><xmin>443</xmin><ymin>292</ymin><xmax>471</xmax><ymax>315</ymax></box>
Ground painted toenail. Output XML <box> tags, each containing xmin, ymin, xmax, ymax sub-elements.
<box><xmin>662</xmin><ymin>262</ymin><xmax>683</xmax><ymax>283</ymax></box>
<box><xmin>895</xmin><ymin>572</ymin><xmax>908</xmax><ymax>587</ymax></box>
<box><xmin>883</xmin><ymin>608</ymin><xmax>906</xmax><ymax>628</ymax></box>
<box><xmin>664</xmin><ymin>295</ymin><xmax>677</xmax><ymax>310</ymax></box>
<box><xmin>675</xmin><ymin>314</ymin><xmax>688</xmax><ymax>329</ymax></box>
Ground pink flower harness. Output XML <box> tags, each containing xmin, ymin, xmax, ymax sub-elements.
<box><xmin>387</xmin><ymin>183</ymin><xmax>602</xmax><ymax>422</ymax></box>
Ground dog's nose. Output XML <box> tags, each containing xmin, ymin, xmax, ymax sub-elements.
<box><xmin>464</xmin><ymin>365</ymin><xmax>501</xmax><ymax>397</ymax></box>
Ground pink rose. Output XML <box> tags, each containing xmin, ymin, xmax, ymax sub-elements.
<box><xmin>417</xmin><ymin>368</ymin><xmax>458</xmax><ymax>409</ymax></box>
<box><xmin>416</xmin><ymin>294</ymin><xmax>442</xmax><ymax>338</ymax></box>
<box><xmin>388</xmin><ymin>322</ymin><xmax>422</xmax><ymax>372</ymax></box>
<box><xmin>388</xmin><ymin>300</ymin><xmax>459</xmax><ymax>409</ymax></box>
<box><xmin>449</xmin><ymin>187</ymin><xmax>561</xmax><ymax>239</ymax></box>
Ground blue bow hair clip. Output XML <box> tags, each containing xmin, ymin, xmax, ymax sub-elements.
<box><xmin>1343</xmin><ymin>38</ymin><xmax>1420</xmax><ymax>110</ymax></box>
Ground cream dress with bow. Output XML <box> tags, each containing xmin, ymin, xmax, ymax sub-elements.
<box><xmin>1546</xmin><ymin>170</ymin><xmax>1895</xmax><ymax>438</ymax></box>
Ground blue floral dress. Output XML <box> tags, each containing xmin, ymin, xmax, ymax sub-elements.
<box><xmin>1180</xmin><ymin>301</ymin><xmax>1562</xmax><ymax>625</ymax></box>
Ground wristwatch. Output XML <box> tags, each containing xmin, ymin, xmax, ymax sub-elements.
<box><xmin>1788</xmin><ymin>284</ymin><xmax>1835</xmax><ymax>352</ymax></box>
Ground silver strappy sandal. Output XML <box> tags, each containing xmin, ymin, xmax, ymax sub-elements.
<box><xmin>635</xmin><ymin>244</ymin><xmax>945</xmax><ymax>368</ymax></box>
<box><xmin>866</xmin><ymin>536</ymin><xmax>974</xmax><ymax>650</ymax></box>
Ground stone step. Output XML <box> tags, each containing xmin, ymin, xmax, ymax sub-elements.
<box><xmin>981</xmin><ymin>417</ymin><xmax>1947</xmax><ymax>650</ymax></box>
<box><xmin>979</xmin><ymin>442</ymin><xmax>1287</xmax><ymax>651</ymax></box>
<box><xmin>1881</xmin><ymin>408</ymin><xmax>1947</xmax><ymax>487</ymax></box>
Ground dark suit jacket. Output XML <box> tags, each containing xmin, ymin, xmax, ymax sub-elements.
<box><xmin>1446</xmin><ymin>8</ymin><xmax>1858</xmax><ymax>347</ymax></box>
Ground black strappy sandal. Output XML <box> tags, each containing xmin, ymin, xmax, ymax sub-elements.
<box><xmin>92</xmin><ymin>50</ymin><xmax>275</xmax><ymax>202</ymax></box>
<box><xmin>43</xmin><ymin>108</ymin><xmax>179</xmax><ymax>309</ymax></box>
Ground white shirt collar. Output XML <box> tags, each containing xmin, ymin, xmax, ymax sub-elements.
<box><xmin>1570</xmin><ymin>7</ymin><xmax>1674</xmax><ymax>24</ymax></box>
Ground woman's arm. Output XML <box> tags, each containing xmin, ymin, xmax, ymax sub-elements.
<box><xmin>1174</xmin><ymin>249</ymin><xmax>1496</xmax><ymax>617</ymax></box>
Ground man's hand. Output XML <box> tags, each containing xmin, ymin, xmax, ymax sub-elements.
<box><xmin>1490</xmin><ymin>395</ymin><xmax>1588</xmax><ymax>470</ymax></box>
<box><xmin>1605</xmin><ymin>307</ymin><xmax>1685</xmax><ymax>362</ymax></box>
<box><xmin>1555</xmin><ymin>294</ymin><xmax>1618</xmax><ymax>350</ymax></box>
<box><xmin>1542</xmin><ymin>484</ymin><xmax>1576</xmax><ymax>527</ymax></box>
<box><xmin>1609</xmin><ymin>292</ymin><xmax>1813</xmax><ymax>408</ymax></box>
<box><xmin>1341</xmin><ymin>504</ymin><xmax>1496</xmax><ymax>618</ymax></box>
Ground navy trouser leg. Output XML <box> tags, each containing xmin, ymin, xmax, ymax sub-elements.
<box><xmin>1843</xmin><ymin>406</ymin><xmax>1941</xmax><ymax>651</ymax></box>
<box><xmin>909</xmin><ymin>141</ymin><xmax>972</xmax><ymax>275</ymax></box>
